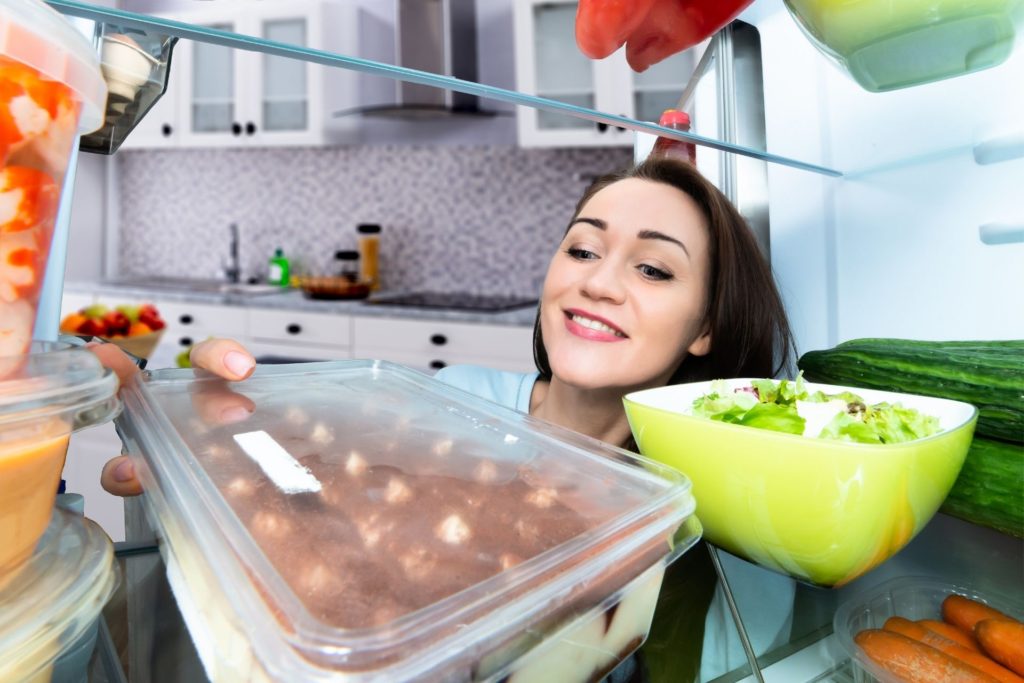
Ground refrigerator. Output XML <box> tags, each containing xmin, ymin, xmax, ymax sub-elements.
<box><xmin>32</xmin><ymin>0</ymin><xmax>1024</xmax><ymax>680</ymax></box>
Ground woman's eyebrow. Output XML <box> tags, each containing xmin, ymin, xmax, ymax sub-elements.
<box><xmin>571</xmin><ymin>217</ymin><xmax>605</xmax><ymax>230</ymax></box>
<box><xmin>637</xmin><ymin>229</ymin><xmax>690</xmax><ymax>258</ymax></box>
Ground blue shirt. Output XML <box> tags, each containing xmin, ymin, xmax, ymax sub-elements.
<box><xmin>432</xmin><ymin>364</ymin><xmax>794</xmax><ymax>680</ymax></box>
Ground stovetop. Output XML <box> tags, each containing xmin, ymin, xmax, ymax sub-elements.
<box><xmin>366</xmin><ymin>291</ymin><xmax>538</xmax><ymax>312</ymax></box>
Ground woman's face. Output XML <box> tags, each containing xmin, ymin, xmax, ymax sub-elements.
<box><xmin>541</xmin><ymin>178</ymin><xmax>712</xmax><ymax>393</ymax></box>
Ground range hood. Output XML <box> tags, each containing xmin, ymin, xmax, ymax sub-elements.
<box><xmin>336</xmin><ymin>0</ymin><xmax>498</xmax><ymax>119</ymax></box>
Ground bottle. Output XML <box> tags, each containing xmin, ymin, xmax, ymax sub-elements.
<box><xmin>268</xmin><ymin>248</ymin><xmax>290</xmax><ymax>287</ymax></box>
<box><xmin>357</xmin><ymin>224</ymin><xmax>381</xmax><ymax>291</ymax></box>
<box><xmin>334</xmin><ymin>249</ymin><xmax>360</xmax><ymax>282</ymax></box>
<box><xmin>651</xmin><ymin>109</ymin><xmax>697</xmax><ymax>165</ymax></box>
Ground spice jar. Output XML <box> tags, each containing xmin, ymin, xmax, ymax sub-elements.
<box><xmin>357</xmin><ymin>224</ymin><xmax>382</xmax><ymax>291</ymax></box>
<box><xmin>334</xmin><ymin>250</ymin><xmax>360</xmax><ymax>283</ymax></box>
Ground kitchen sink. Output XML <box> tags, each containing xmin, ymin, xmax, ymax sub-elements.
<box><xmin>103</xmin><ymin>276</ymin><xmax>285</xmax><ymax>296</ymax></box>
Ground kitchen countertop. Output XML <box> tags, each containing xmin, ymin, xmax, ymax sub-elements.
<box><xmin>64</xmin><ymin>281</ymin><xmax>539</xmax><ymax>327</ymax></box>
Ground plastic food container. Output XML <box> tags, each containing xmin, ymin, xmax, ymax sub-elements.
<box><xmin>116</xmin><ymin>360</ymin><xmax>700</xmax><ymax>682</ymax></box>
<box><xmin>784</xmin><ymin>0</ymin><xmax>1024</xmax><ymax>92</ymax></box>
<box><xmin>833</xmin><ymin>576</ymin><xmax>1024</xmax><ymax>682</ymax></box>
<box><xmin>623</xmin><ymin>378</ymin><xmax>976</xmax><ymax>587</ymax></box>
<box><xmin>0</xmin><ymin>0</ymin><xmax>107</xmax><ymax>358</ymax></box>
<box><xmin>0</xmin><ymin>507</ymin><xmax>119</xmax><ymax>683</ymax></box>
<box><xmin>0</xmin><ymin>342</ymin><xmax>119</xmax><ymax>578</ymax></box>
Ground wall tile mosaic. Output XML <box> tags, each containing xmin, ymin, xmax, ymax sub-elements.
<box><xmin>118</xmin><ymin>146</ymin><xmax>632</xmax><ymax>296</ymax></box>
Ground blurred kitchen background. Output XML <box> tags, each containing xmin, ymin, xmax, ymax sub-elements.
<box><xmin>64</xmin><ymin>0</ymin><xmax>650</xmax><ymax>295</ymax></box>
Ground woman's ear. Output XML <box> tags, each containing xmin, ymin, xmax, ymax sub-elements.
<box><xmin>687</xmin><ymin>327</ymin><xmax>712</xmax><ymax>357</ymax></box>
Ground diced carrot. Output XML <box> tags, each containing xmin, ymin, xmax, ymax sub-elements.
<box><xmin>855</xmin><ymin>628</ymin><xmax>999</xmax><ymax>682</ymax></box>
<box><xmin>920</xmin><ymin>618</ymin><xmax>982</xmax><ymax>652</ymax></box>
<box><xmin>977</xmin><ymin>620</ymin><xmax>1024</xmax><ymax>677</ymax></box>
<box><xmin>884</xmin><ymin>616</ymin><xmax>1024</xmax><ymax>683</ymax></box>
<box><xmin>944</xmin><ymin>594</ymin><xmax>1021</xmax><ymax>632</ymax></box>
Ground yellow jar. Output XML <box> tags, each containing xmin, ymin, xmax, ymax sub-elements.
<box><xmin>357</xmin><ymin>223</ymin><xmax>382</xmax><ymax>291</ymax></box>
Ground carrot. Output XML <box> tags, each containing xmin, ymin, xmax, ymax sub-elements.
<box><xmin>884</xmin><ymin>616</ymin><xmax>1024</xmax><ymax>683</ymax></box>
<box><xmin>977</xmin><ymin>620</ymin><xmax>1024</xmax><ymax>677</ymax></box>
<box><xmin>855</xmin><ymin>628</ymin><xmax>1000</xmax><ymax>682</ymax></box>
<box><xmin>920</xmin><ymin>618</ymin><xmax>982</xmax><ymax>652</ymax></box>
<box><xmin>944</xmin><ymin>594</ymin><xmax>1020</xmax><ymax>633</ymax></box>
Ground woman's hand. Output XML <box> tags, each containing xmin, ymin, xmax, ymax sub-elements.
<box><xmin>95</xmin><ymin>337</ymin><xmax>256</xmax><ymax>497</ymax></box>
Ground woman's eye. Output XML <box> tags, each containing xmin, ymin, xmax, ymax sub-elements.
<box><xmin>566</xmin><ymin>246</ymin><xmax>598</xmax><ymax>260</ymax></box>
<box><xmin>639</xmin><ymin>264</ymin><xmax>673</xmax><ymax>281</ymax></box>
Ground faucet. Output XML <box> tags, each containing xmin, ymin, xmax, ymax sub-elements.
<box><xmin>223</xmin><ymin>223</ymin><xmax>241</xmax><ymax>283</ymax></box>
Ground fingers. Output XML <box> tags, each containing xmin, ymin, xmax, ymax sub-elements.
<box><xmin>100</xmin><ymin>455</ymin><xmax>143</xmax><ymax>497</ymax></box>
<box><xmin>189</xmin><ymin>338</ymin><xmax>255</xmax><ymax>380</ymax></box>
<box><xmin>86</xmin><ymin>342</ymin><xmax>140</xmax><ymax>386</ymax></box>
<box><xmin>192</xmin><ymin>388</ymin><xmax>256</xmax><ymax>426</ymax></box>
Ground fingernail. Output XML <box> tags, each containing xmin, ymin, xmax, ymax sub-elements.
<box><xmin>114</xmin><ymin>459</ymin><xmax>135</xmax><ymax>482</ymax></box>
<box><xmin>224</xmin><ymin>351</ymin><xmax>254</xmax><ymax>377</ymax></box>
<box><xmin>220</xmin><ymin>405</ymin><xmax>252</xmax><ymax>423</ymax></box>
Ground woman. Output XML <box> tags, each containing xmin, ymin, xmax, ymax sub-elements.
<box><xmin>95</xmin><ymin>156</ymin><xmax>796</xmax><ymax>680</ymax></box>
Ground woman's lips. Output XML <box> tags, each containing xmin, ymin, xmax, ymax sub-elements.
<box><xmin>563</xmin><ymin>309</ymin><xmax>627</xmax><ymax>342</ymax></box>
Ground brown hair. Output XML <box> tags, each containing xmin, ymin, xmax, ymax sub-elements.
<box><xmin>533</xmin><ymin>156</ymin><xmax>794</xmax><ymax>389</ymax></box>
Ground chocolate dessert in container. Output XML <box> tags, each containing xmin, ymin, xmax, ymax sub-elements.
<box><xmin>116</xmin><ymin>360</ymin><xmax>700</xmax><ymax>682</ymax></box>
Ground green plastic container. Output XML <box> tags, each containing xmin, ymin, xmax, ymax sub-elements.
<box><xmin>785</xmin><ymin>0</ymin><xmax>1024</xmax><ymax>91</ymax></box>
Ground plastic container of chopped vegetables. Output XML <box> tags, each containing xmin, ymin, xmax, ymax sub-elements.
<box><xmin>0</xmin><ymin>0</ymin><xmax>107</xmax><ymax>358</ymax></box>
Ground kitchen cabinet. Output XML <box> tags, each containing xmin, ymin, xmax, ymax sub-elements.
<box><xmin>352</xmin><ymin>317</ymin><xmax>536</xmax><ymax>374</ymax></box>
<box><xmin>513</xmin><ymin>0</ymin><xmax>702</xmax><ymax>147</ymax></box>
<box><xmin>123</xmin><ymin>0</ymin><xmax>359</xmax><ymax>149</ymax></box>
<box><xmin>247</xmin><ymin>307</ymin><xmax>352</xmax><ymax>350</ymax></box>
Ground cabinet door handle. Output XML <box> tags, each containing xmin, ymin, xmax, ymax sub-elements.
<box><xmin>232</xmin><ymin>122</ymin><xmax>243</xmax><ymax>136</ymax></box>
<box><xmin>429</xmin><ymin>360</ymin><xmax>447</xmax><ymax>370</ymax></box>
<box><xmin>179</xmin><ymin>337</ymin><xmax>193</xmax><ymax>347</ymax></box>
<box><xmin>179</xmin><ymin>314</ymin><xmax>193</xmax><ymax>325</ymax></box>
<box><xmin>286</xmin><ymin>324</ymin><xmax>302</xmax><ymax>335</ymax></box>
<box><xmin>595</xmin><ymin>122</ymin><xmax>608</xmax><ymax>133</ymax></box>
<box><xmin>161</xmin><ymin>123</ymin><xmax>173</xmax><ymax>137</ymax></box>
<box><xmin>245</xmin><ymin>121</ymin><xmax>257</xmax><ymax>136</ymax></box>
<box><xmin>430</xmin><ymin>334</ymin><xmax>447</xmax><ymax>346</ymax></box>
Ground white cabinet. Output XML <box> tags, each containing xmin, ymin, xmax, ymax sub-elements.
<box><xmin>126</xmin><ymin>0</ymin><xmax>358</xmax><ymax>149</ymax></box>
<box><xmin>352</xmin><ymin>317</ymin><xmax>536</xmax><ymax>374</ymax></box>
<box><xmin>513</xmin><ymin>0</ymin><xmax>700</xmax><ymax>147</ymax></box>
<box><xmin>247</xmin><ymin>307</ymin><xmax>351</xmax><ymax>353</ymax></box>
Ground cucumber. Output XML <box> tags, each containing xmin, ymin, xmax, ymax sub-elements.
<box><xmin>940</xmin><ymin>437</ymin><xmax>1024</xmax><ymax>539</ymax></box>
<box><xmin>798</xmin><ymin>339</ymin><xmax>1024</xmax><ymax>443</ymax></box>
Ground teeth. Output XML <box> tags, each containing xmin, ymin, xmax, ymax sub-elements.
<box><xmin>571</xmin><ymin>314</ymin><xmax>624</xmax><ymax>337</ymax></box>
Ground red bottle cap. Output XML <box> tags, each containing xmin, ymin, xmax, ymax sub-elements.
<box><xmin>658</xmin><ymin>109</ymin><xmax>691</xmax><ymax>128</ymax></box>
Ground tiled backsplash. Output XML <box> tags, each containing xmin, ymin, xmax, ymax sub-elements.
<box><xmin>118</xmin><ymin>146</ymin><xmax>632</xmax><ymax>296</ymax></box>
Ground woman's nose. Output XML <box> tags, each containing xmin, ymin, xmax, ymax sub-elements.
<box><xmin>579</xmin><ymin>261</ymin><xmax>626</xmax><ymax>303</ymax></box>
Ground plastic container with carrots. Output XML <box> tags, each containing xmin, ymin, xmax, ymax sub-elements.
<box><xmin>835</xmin><ymin>576</ymin><xmax>1024</xmax><ymax>682</ymax></box>
<box><xmin>0</xmin><ymin>0</ymin><xmax>107</xmax><ymax>361</ymax></box>
<box><xmin>0</xmin><ymin>342</ymin><xmax>118</xmax><ymax>581</ymax></box>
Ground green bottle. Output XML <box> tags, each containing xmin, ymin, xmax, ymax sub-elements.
<box><xmin>268</xmin><ymin>248</ymin><xmax>290</xmax><ymax>287</ymax></box>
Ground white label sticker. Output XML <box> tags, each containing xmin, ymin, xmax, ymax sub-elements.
<box><xmin>233</xmin><ymin>430</ymin><xmax>322</xmax><ymax>494</ymax></box>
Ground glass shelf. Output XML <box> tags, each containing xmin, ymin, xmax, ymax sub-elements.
<box><xmin>48</xmin><ymin>0</ymin><xmax>841</xmax><ymax>177</ymax></box>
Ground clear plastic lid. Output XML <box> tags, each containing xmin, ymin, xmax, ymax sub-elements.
<box><xmin>0</xmin><ymin>508</ymin><xmax>119</xmax><ymax>680</ymax></box>
<box><xmin>0</xmin><ymin>341</ymin><xmax>120</xmax><ymax>435</ymax></box>
<box><xmin>117</xmin><ymin>360</ymin><xmax>696</xmax><ymax>680</ymax></box>
<box><xmin>0</xmin><ymin>0</ymin><xmax>107</xmax><ymax>133</ymax></box>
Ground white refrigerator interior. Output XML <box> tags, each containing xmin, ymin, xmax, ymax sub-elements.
<box><xmin>748</xmin><ymin>0</ymin><xmax>1024</xmax><ymax>350</ymax></box>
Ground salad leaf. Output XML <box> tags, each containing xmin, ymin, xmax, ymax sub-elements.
<box><xmin>690</xmin><ymin>373</ymin><xmax>942</xmax><ymax>444</ymax></box>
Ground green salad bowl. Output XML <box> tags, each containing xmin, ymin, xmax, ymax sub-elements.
<box><xmin>623</xmin><ymin>379</ymin><xmax>977</xmax><ymax>587</ymax></box>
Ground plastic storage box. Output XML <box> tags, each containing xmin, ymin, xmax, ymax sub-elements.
<box><xmin>116</xmin><ymin>360</ymin><xmax>700</xmax><ymax>682</ymax></box>
<box><xmin>0</xmin><ymin>0</ymin><xmax>107</xmax><ymax>357</ymax></box>
<box><xmin>0</xmin><ymin>507</ymin><xmax>119</xmax><ymax>683</ymax></box>
<box><xmin>0</xmin><ymin>342</ymin><xmax>119</xmax><ymax>578</ymax></box>
<box><xmin>833</xmin><ymin>575</ymin><xmax>1024</xmax><ymax>682</ymax></box>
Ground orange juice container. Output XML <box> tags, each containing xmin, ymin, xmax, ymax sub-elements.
<box><xmin>0</xmin><ymin>0</ymin><xmax>107</xmax><ymax>361</ymax></box>
<box><xmin>0</xmin><ymin>342</ymin><xmax>118</xmax><ymax>580</ymax></box>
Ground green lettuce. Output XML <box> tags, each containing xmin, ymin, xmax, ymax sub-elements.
<box><xmin>690</xmin><ymin>374</ymin><xmax>942</xmax><ymax>444</ymax></box>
